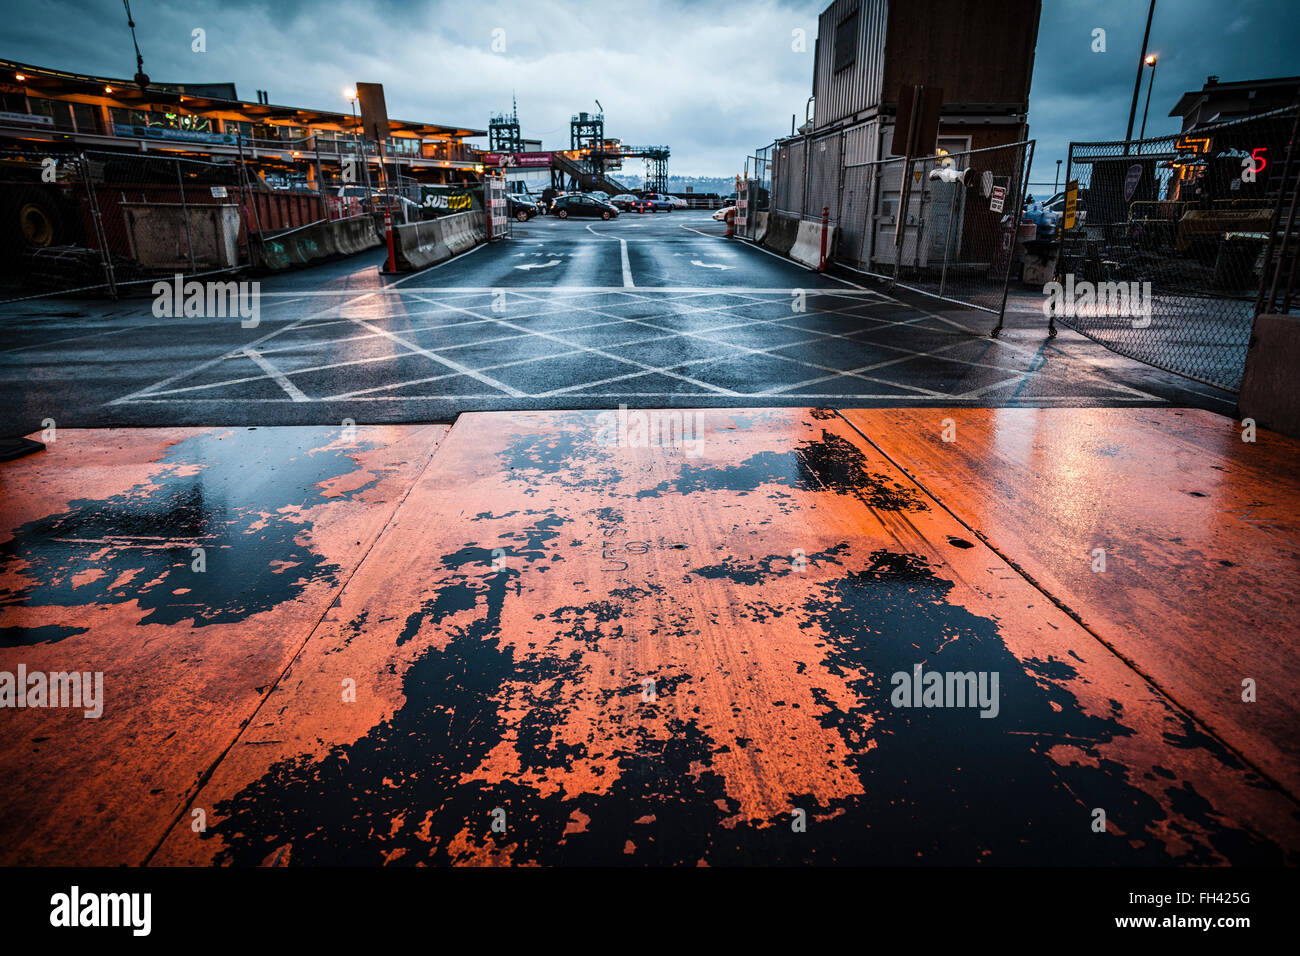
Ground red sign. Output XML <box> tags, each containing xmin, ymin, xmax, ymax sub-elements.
<box><xmin>483</xmin><ymin>152</ymin><xmax>553</xmax><ymax>168</ymax></box>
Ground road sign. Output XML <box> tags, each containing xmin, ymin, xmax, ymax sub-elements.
<box><xmin>1063</xmin><ymin>179</ymin><xmax>1079</xmax><ymax>230</ymax></box>
<box><xmin>989</xmin><ymin>185</ymin><xmax>1006</xmax><ymax>213</ymax></box>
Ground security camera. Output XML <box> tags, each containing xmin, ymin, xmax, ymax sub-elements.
<box><xmin>928</xmin><ymin>166</ymin><xmax>975</xmax><ymax>187</ymax></box>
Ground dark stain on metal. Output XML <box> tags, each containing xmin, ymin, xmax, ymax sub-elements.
<box><xmin>0</xmin><ymin>429</ymin><xmax>382</xmax><ymax>632</ymax></box>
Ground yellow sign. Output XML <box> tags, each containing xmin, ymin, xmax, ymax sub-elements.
<box><xmin>1063</xmin><ymin>179</ymin><xmax>1078</xmax><ymax>231</ymax></box>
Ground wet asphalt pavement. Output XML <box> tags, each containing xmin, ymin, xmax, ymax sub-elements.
<box><xmin>0</xmin><ymin>212</ymin><xmax>1237</xmax><ymax>433</ymax></box>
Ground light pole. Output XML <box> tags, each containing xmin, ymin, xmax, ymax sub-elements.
<box><xmin>1054</xmin><ymin>159</ymin><xmax>1062</xmax><ymax>195</ymax></box>
<box><xmin>1138</xmin><ymin>54</ymin><xmax>1159</xmax><ymax>141</ymax></box>
<box><xmin>1125</xmin><ymin>0</ymin><xmax>1157</xmax><ymax>146</ymax></box>
<box><xmin>343</xmin><ymin>88</ymin><xmax>372</xmax><ymax>196</ymax></box>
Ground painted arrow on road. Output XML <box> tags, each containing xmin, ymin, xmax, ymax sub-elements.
<box><xmin>690</xmin><ymin>260</ymin><xmax>733</xmax><ymax>270</ymax></box>
<box><xmin>515</xmin><ymin>259</ymin><xmax>562</xmax><ymax>270</ymax></box>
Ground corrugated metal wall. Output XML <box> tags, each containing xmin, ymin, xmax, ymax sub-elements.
<box><xmin>813</xmin><ymin>0</ymin><xmax>888</xmax><ymax>130</ymax></box>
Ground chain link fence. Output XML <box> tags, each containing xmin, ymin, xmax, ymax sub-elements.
<box><xmin>895</xmin><ymin>141</ymin><xmax>1035</xmax><ymax>315</ymax></box>
<box><xmin>0</xmin><ymin>134</ymin><xmax>483</xmax><ymax>304</ymax></box>
<box><xmin>760</xmin><ymin>125</ymin><xmax>1034</xmax><ymax>321</ymax></box>
<box><xmin>1057</xmin><ymin>106</ymin><xmax>1298</xmax><ymax>392</ymax></box>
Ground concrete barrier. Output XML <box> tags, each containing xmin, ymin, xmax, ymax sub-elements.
<box><xmin>753</xmin><ymin>211</ymin><xmax>769</xmax><ymax>243</ymax></box>
<box><xmin>761</xmin><ymin>212</ymin><xmax>800</xmax><ymax>257</ymax></box>
<box><xmin>789</xmin><ymin>219</ymin><xmax>837</xmax><ymax>270</ymax></box>
<box><xmin>250</xmin><ymin>215</ymin><xmax>380</xmax><ymax>272</ymax></box>
<box><xmin>1238</xmin><ymin>313</ymin><xmax>1300</xmax><ymax>438</ymax></box>
<box><xmin>385</xmin><ymin>211</ymin><xmax>487</xmax><ymax>273</ymax></box>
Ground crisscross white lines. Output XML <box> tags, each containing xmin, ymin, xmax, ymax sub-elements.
<box><xmin>110</xmin><ymin>286</ymin><xmax>1164</xmax><ymax>405</ymax></box>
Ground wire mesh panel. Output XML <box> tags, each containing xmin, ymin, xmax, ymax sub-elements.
<box><xmin>838</xmin><ymin>161</ymin><xmax>875</xmax><ymax>268</ymax></box>
<box><xmin>804</xmin><ymin>131</ymin><xmax>843</xmax><ymax>223</ymax></box>
<box><xmin>773</xmin><ymin>138</ymin><xmax>807</xmax><ymax>218</ymax></box>
<box><xmin>2</xmin><ymin>149</ymin><xmax>254</xmax><ymax>302</ymax></box>
<box><xmin>1058</xmin><ymin>107</ymin><xmax>1298</xmax><ymax>392</ymax></box>
<box><xmin>893</xmin><ymin>140</ymin><xmax>1034</xmax><ymax>315</ymax></box>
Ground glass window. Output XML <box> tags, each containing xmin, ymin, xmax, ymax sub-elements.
<box><xmin>834</xmin><ymin>9</ymin><xmax>858</xmax><ymax>73</ymax></box>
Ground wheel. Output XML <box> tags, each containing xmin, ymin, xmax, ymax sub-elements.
<box><xmin>516</xmin><ymin>210</ymin><xmax>529</xmax><ymax>222</ymax></box>
<box><xmin>557</xmin><ymin>209</ymin><xmax>568</xmax><ymax>219</ymax></box>
<box><xmin>4</xmin><ymin>187</ymin><xmax>67</xmax><ymax>251</ymax></box>
<box><xmin>601</xmin><ymin>210</ymin><xmax>612</xmax><ymax>220</ymax></box>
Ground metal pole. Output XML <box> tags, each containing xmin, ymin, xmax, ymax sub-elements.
<box><xmin>237</xmin><ymin>132</ymin><xmax>267</xmax><ymax>266</ymax></box>
<box><xmin>1124</xmin><ymin>0</ymin><xmax>1157</xmax><ymax>150</ymax></box>
<box><xmin>938</xmin><ymin>181</ymin><xmax>959</xmax><ymax>297</ymax></box>
<box><xmin>79</xmin><ymin>153</ymin><xmax>118</xmax><ymax>298</ymax></box>
<box><xmin>994</xmin><ymin>139</ymin><xmax>1035</xmax><ymax>338</ymax></box>
<box><xmin>175</xmin><ymin>158</ymin><xmax>197</xmax><ymax>274</ymax></box>
<box><xmin>1139</xmin><ymin>59</ymin><xmax>1158</xmax><ymax>142</ymax></box>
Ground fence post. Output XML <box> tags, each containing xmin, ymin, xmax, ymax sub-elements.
<box><xmin>78</xmin><ymin>153</ymin><xmax>118</xmax><ymax>299</ymax></box>
<box><xmin>819</xmin><ymin>206</ymin><xmax>829</xmax><ymax>272</ymax></box>
<box><xmin>384</xmin><ymin>209</ymin><xmax>396</xmax><ymax>272</ymax></box>
<box><xmin>175</xmin><ymin>158</ymin><xmax>197</xmax><ymax>275</ymax></box>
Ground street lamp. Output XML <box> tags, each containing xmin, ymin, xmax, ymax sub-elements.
<box><xmin>1138</xmin><ymin>54</ymin><xmax>1159</xmax><ymax>142</ymax></box>
<box><xmin>1054</xmin><ymin>159</ymin><xmax>1062</xmax><ymax>195</ymax></box>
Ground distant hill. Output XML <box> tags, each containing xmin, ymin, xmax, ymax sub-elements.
<box><xmin>619</xmin><ymin>174</ymin><xmax>733</xmax><ymax>195</ymax></box>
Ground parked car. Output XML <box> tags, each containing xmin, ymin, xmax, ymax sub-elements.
<box><xmin>609</xmin><ymin>193</ymin><xmax>640</xmax><ymax>211</ymax></box>
<box><xmin>1041</xmin><ymin>190</ymin><xmax>1088</xmax><ymax>229</ymax></box>
<box><xmin>587</xmin><ymin>190</ymin><xmax>611</xmax><ymax>203</ymax></box>
<box><xmin>712</xmin><ymin>205</ymin><xmax>736</xmax><ymax>222</ymax></box>
<box><xmin>552</xmin><ymin>194</ymin><xmax>620</xmax><ymax>220</ymax></box>
<box><xmin>666</xmin><ymin>195</ymin><xmax>688</xmax><ymax>209</ymax></box>
<box><xmin>641</xmin><ymin>192</ymin><xmax>675</xmax><ymax>212</ymax></box>
<box><xmin>507</xmin><ymin>194</ymin><xmax>539</xmax><ymax>222</ymax></box>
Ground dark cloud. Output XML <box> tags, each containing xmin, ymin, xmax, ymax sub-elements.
<box><xmin>2</xmin><ymin>0</ymin><xmax>1296</xmax><ymax>180</ymax></box>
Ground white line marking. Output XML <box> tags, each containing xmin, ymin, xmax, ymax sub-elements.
<box><xmin>242</xmin><ymin>348</ymin><xmax>310</xmax><ymax>402</ymax></box>
<box><xmin>621</xmin><ymin>239</ymin><xmax>634</xmax><ymax>288</ymax></box>
<box><xmin>346</xmin><ymin>315</ymin><xmax>526</xmax><ymax>397</ymax></box>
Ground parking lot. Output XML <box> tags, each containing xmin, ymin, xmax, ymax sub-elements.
<box><xmin>0</xmin><ymin>214</ymin><xmax>1235</xmax><ymax>432</ymax></box>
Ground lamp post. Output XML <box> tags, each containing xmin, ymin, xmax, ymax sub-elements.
<box><xmin>1054</xmin><ymin>159</ymin><xmax>1062</xmax><ymax>195</ymax></box>
<box><xmin>1125</xmin><ymin>0</ymin><xmax>1157</xmax><ymax>148</ymax></box>
<box><xmin>1138</xmin><ymin>54</ymin><xmax>1159</xmax><ymax>141</ymax></box>
<box><xmin>343</xmin><ymin>88</ymin><xmax>372</xmax><ymax>196</ymax></box>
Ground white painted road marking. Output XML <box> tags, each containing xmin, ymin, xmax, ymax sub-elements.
<box><xmin>242</xmin><ymin>348</ymin><xmax>310</xmax><ymax>402</ymax></box>
<box><xmin>515</xmin><ymin>259</ymin><xmax>561</xmax><ymax>271</ymax></box>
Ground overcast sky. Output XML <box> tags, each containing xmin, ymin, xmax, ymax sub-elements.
<box><xmin>4</xmin><ymin>0</ymin><xmax>1297</xmax><ymax>186</ymax></box>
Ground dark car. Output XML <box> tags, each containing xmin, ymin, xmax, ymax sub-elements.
<box><xmin>641</xmin><ymin>192</ymin><xmax>675</xmax><ymax>212</ymax></box>
<box><xmin>552</xmin><ymin>195</ymin><xmax>620</xmax><ymax>220</ymax></box>
<box><xmin>609</xmin><ymin>193</ymin><xmax>640</xmax><ymax>211</ymax></box>
<box><xmin>507</xmin><ymin>194</ymin><xmax>539</xmax><ymax>222</ymax></box>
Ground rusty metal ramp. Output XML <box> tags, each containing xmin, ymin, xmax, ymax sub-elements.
<box><xmin>1</xmin><ymin>410</ymin><xmax>1297</xmax><ymax>866</ymax></box>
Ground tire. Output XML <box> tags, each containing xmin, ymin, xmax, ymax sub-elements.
<box><xmin>601</xmin><ymin>210</ymin><xmax>612</xmax><ymax>220</ymax></box>
<box><xmin>4</xmin><ymin>187</ymin><xmax>66</xmax><ymax>251</ymax></box>
<box><xmin>557</xmin><ymin>209</ymin><xmax>568</xmax><ymax>219</ymax></box>
<box><xmin>516</xmin><ymin>210</ymin><xmax>529</xmax><ymax>222</ymax></box>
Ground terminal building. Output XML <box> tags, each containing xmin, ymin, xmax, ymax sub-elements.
<box><xmin>0</xmin><ymin>58</ymin><xmax>486</xmax><ymax>190</ymax></box>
